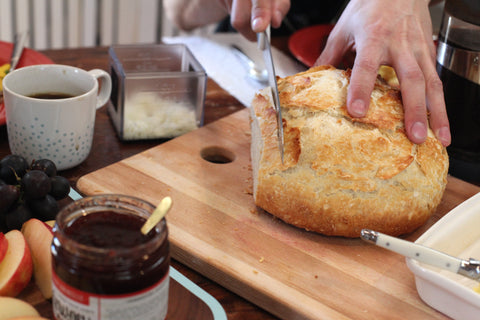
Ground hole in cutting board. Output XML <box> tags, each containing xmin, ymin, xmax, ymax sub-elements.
<box><xmin>200</xmin><ymin>146</ymin><xmax>235</xmax><ymax>164</ymax></box>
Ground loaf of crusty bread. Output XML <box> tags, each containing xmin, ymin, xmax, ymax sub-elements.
<box><xmin>250</xmin><ymin>65</ymin><xmax>449</xmax><ymax>237</ymax></box>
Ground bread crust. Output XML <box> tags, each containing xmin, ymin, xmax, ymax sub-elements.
<box><xmin>250</xmin><ymin>66</ymin><xmax>449</xmax><ymax>237</ymax></box>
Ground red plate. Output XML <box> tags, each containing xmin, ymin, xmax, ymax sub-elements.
<box><xmin>288</xmin><ymin>24</ymin><xmax>334</xmax><ymax>67</ymax></box>
<box><xmin>0</xmin><ymin>41</ymin><xmax>54</xmax><ymax>125</ymax></box>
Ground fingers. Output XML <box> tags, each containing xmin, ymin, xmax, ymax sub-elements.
<box><xmin>250</xmin><ymin>0</ymin><xmax>290</xmax><ymax>31</ymax></box>
<box><xmin>346</xmin><ymin>37</ymin><xmax>384</xmax><ymax>118</ymax></box>
<box><xmin>391</xmin><ymin>18</ymin><xmax>450</xmax><ymax>146</ymax></box>
<box><xmin>230</xmin><ymin>0</ymin><xmax>256</xmax><ymax>40</ymax></box>
<box><xmin>323</xmin><ymin>7</ymin><xmax>450</xmax><ymax>147</ymax></box>
<box><xmin>426</xmin><ymin>75</ymin><xmax>451</xmax><ymax>146</ymax></box>
<box><xmin>319</xmin><ymin>27</ymin><xmax>384</xmax><ymax>119</ymax></box>
<box><xmin>395</xmin><ymin>61</ymin><xmax>429</xmax><ymax>145</ymax></box>
<box><xmin>415</xmin><ymin>9</ymin><xmax>451</xmax><ymax>146</ymax></box>
<box><xmin>230</xmin><ymin>0</ymin><xmax>290</xmax><ymax>41</ymax></box>
<box><xmin>350</xmin><ymin>43</ymin><xmax>450</xmax><ymax>147</ymax></box>
<box><xmin>391</xmin><ymin>47</ymin><xmax>428</xmax><ymax>144</ymax></box>
<box><xmin>419</xmin><ymin>46</ymin><xmax>451</xmax><ymax>147</ymax></box>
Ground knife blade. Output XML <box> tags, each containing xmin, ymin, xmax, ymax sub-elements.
<box><xmin>361</xmin><ymin>229</ymin><xmax>480</xmax><ymax>282</ymax></box>
<box><xmin>9</xmin><ymin>31</ymin><xmax>29</xmax><ymax>72</ymax></box>
<box><xmin>257</xmin><ymin>28</ymin><xmax>284</xmax><ymax>163</ymax></box>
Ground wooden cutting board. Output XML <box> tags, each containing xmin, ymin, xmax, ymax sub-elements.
<box><xmin>77</xmin><ymin>108</ymin><xmax>480</xmax><ymax>320</ymax></box>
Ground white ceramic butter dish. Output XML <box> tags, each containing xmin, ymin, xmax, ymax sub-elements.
<box><xmin>406</xmin><ymin>192</ymin><xmax>480</xmax><ymax>320</ymax></box>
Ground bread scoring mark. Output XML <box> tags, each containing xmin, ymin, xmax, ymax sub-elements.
<box><xmin>281</xmin><ymin>101</ymin><xmax>415</xmax><ymax>181</ymax></box>
<box><xmin>283</xmin><ymin>68</ymin><xmax>415</xmax><ymax>181</ymax></box>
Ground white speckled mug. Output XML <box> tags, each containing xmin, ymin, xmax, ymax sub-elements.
<box><xmin>3</xmin><ymin>64</ymin><xmax>111</xmax><ymax>170</ymax></box>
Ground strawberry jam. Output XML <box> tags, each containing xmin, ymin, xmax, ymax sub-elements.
<box><xmin>51</xmin><ymin>195</ymin><xmax>170</xmax><ymax>320</ymax></box>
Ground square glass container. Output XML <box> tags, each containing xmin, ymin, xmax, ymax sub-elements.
<box><xmin>108</xmin><ymin>44</ymin><xmax>207</xmax><ymax>141</ymax></box>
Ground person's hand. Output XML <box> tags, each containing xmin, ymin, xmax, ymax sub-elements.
<box><xmin>164</xmin><ymin>0</ymin><xmax>289</xmax><ymax>36</ymax></box>
<box><xmin>222</xmin><ymin>0</ymin><xmax>290</xmax><ymax>40</ymax></box>
<box><xmin>316</xmin><ymin>0</ymin><xmax>451</xmax><ymax>147</ymax></box>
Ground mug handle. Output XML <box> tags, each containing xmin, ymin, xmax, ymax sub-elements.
<box><xmin>88</xmin><ymin>69</ymin><xmax>112</xmax><ymax>109</ymax></box>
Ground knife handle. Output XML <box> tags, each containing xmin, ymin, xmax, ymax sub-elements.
<box><xmin>257</xmin><ymin>32</ymin><xmax>266</xmax><ymax>51</ymax></box>
<box><xmin>361</xmin><ymin>229</ymin><xmax>462</xmax><ymax>273</ymax></box>
<box><xmin>256</xmin><ymin>25</ymin><xmax>271</xmax><ymax>51</ymax></box>
<box><xmin>10</xmin><ymin>31</ymin><xmax>29</xmax><ymax>71</ymax></box>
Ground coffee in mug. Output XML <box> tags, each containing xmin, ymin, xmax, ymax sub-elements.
<box><xmin>2</xmin><ymin>64</ymin><xmax>111</xmax><ymax>170</ymax></box>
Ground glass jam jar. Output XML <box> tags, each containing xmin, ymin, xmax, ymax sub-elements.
<box><xmin>51</xmin><ymin>194</ymin><xmax>170</xmax><ymax>320</ymax></box>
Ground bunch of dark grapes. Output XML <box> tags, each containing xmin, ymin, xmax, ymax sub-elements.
<box><xmin>0</xmin><ymin>155</ymin><xmax>70</xmax><ymax>231</ymax></box>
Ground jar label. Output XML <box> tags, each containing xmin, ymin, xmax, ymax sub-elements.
<box><xmin>52</xmin><ymin>271</ymin><xmax>169</xmax><ymax>320</ymax></box>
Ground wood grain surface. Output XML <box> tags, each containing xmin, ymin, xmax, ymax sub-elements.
<box><xmin>77</xmin><ymin>108</ymin><xmax>480</xmax><ymax>320</ymax></box>
<box><xmin>0</xmin><ymin>46</ymin><xmax>276</xmax><ymax>320</ymax></box>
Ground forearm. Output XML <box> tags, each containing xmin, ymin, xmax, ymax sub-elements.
<box><xmin>163</xmin><ymin>0</ymin><xmax>229</xmax><ymax>30</ymax></box>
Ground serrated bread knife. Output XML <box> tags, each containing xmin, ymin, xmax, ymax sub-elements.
<box><xmin>257</xmin><ymin>27</ymin><xmax>284</xmax><ymax>163</ymax></box>
<box><xmin>361</xmin><ymin>229</ymin><xmax>480</xmax><ymax>281</ymax></box>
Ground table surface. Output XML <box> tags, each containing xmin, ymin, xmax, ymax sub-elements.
<box><xmin>0</xmin><ymin>44</ymin><xmax>280</xmax><ymax>320</ymax></box>
<box><xmin>1</xmin><ymin>39</ymin><xmax>478</xmax><ymax>320</ymax></box>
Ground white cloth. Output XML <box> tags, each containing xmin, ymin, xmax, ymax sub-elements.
<box><xmin>164</xmin><ymin>33</ymin><xmax>305</xmax><ymax>107</ymax></box>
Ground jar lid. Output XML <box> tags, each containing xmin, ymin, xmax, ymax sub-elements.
<box><xmin>445</xmin><ymin>0</ymin><xmax>480</xmax><ymax>27</ymax></box>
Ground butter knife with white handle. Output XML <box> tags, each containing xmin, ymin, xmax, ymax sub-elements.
<box><xmin>9</xmin><ymin>31</ymin><xmax>29</xmax><ymax>72</ymax></box>
<box><xmin>0</xmin><ymin>31</ymin><xmax>28</xmax><ymax>97</ymax></box>
<box><xmin>361</xmin><ymin>229</ymin><xmax>480</xmax><ymax>281</ymax></box>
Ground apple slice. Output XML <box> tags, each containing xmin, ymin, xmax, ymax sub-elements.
<box><xmin>21</xmin><ymin>219</ymin><xmax>54</xmax><ymax>299</ymax></box>
<box><xmin>0</xmin><ymin>297</ymin><xmax>40</xmax><ymax>319</ymax></box>
<box><xmin>0</xmin><ymin>230</ymin><xmax>33</xmax><ymax>297</ymax></box>
<box><xmin>44</xmin><ymin>220</ymin><xmax>56</xmax><ymax>228</ymax></box>
<box><xmin>0</xmin><ymin>233</ymin><xmax>8</xmax><ymax>264</ymax></box>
